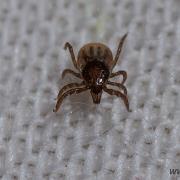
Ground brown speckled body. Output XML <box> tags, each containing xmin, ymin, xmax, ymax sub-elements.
<box><xmin>53</xmin><ymin>34</ymin><xmax>130</xmax><ymax>112</ymax></box>
<box><xmin>78</xmin><ymin>43</ymin><xmax>112</xmax><ymax>103</ymax></box>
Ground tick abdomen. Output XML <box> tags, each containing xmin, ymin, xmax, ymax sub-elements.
<box><xmin>77</xmin><ymin>43</ymin><xmax>113</xmax><ymax>71</ymax></box>
<box><xmin>81</xmin><ymin>43</ymin><xmax>109</xmax><ymax>57</ymax></box>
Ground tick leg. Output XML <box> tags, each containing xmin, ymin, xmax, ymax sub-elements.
<box><xmin>64</xmin><ymin>42</ymin><xmax>79</xmax><ymax>70</ymax></box>
<box><xmin>112</xmin><ymin>33</ymin><xmax>128</xmax><ymax>69</ymax></box>
<box><xmin>62</xmin><ymin>69</ymin><xmax>81</xmax><ymax>79</ymax></box>
<box><xmin>53</xmin><ymin>85</ymin><xmax>87</xmax><ymax>112</ymax></box>
<box><xmin>110</xmin><ymin>70</ymin><xmax>127</xmax><ymax>84</ymax></box>
<box><xmin>107</xmin><ymin>81</ymin><xmax>127</xmax><ymax>95</ymax></box>
<box><xmin>103</xmin><ymin>86</ymin><xmax>129</xmax><ymax>111</ymax></box>
<box><xmin>56</xmin><ymin>82</ymin><xmax>85</xmax><ymax>100</ymax></box>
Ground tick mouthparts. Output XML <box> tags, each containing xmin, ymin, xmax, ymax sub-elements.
<box><xmin>90</xmin><ymin>90</ymin><xmax>102</xmax><ymax>104</ymax></box>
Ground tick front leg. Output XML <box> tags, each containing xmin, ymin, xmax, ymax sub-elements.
<box><xmin>64</xmin><ymin>42</ymin><xmax>79</xmax><ymax>70</ymax></box>
<box><xmin>53</xmin><ymin>86</ymin><xmax>87</xmax><ymax>112</ymax></box>
<box><xmin>107</xmin><ymin>81</ymin><xmax>127</xmax><ymax>95</ymax></box>
<box><xmin>103</xmin><ymin>86</ymin><xmax>129</xmax><ymax>111</ymax></box>
<box><xmin>112</xmin><ymin>33</ymin><xmax>128</xmax><ymax>69</ymax></box>
<box><xmin>110</xmin><ymin>70</ymin><xmax>127</xmax><ymax>84</ymax></box>
<box><xmin>62</xmin><ymin>69</ymin><xmax>81</xmax><ymax>79</ymax></box>
<box><xmin>56</xmin><ymin>82</ymin><xmax>85</xmax><ymax>100</ymax></box>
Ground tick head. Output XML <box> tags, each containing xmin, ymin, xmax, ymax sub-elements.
<box><xmin>90</xmin><ymin>89</ymin><xmax>102</xmax><ymax>104</ymax></box>
<box><xmin>89</xmin><ymin>76</ymin><xmax>104</xmax><ymax>104</ymax></box>
<box><xmin>89</xmin><ymin>73</ymin><xmax>105</xmax><ymax>104</ymax></box>
<box><xmin>87</xmin><ymin>74</ymin><xmax>104</xmax><ymax>104</ymax></box>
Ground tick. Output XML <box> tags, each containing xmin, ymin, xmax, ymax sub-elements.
<box><xmin>53</xmin><ymin>33</ymin><xmax>129</xmax><ymax>112</ymax></box>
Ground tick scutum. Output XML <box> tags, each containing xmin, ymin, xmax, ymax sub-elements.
<box><xmin>82</xmin><ymin>60</ymin><xmax>110</xmax><ymax>93</ymax></box>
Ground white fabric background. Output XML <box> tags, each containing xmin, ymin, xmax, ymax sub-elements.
<box><xmin>0</xmin><ymin>0</ymin><xmax>180</xmax><ymax>179</ymax></box>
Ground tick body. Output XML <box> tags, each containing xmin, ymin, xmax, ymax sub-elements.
<box><xmin>53</xmin><ymin>33</ymin><xmax>129</xmax><ymax>112</ymax></box>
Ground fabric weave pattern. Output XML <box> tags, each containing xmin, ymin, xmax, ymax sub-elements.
<box><xmin>0</xmin><ymin>0</ymin><xmax>180</xmax><ymax>179</ymax></box>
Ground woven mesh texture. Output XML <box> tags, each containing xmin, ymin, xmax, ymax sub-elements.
<box><xmin>0</xmin><ymin>0</ymin><xmax>180</xmax><ymax>179</ymax></box>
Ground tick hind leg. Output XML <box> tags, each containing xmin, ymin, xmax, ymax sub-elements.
<box><xmin>112</xmin><ymin>33</ymin><xmax>128</xmax><ymax>69</ymax></box>
<box><xmin>103</xmin><ymin>86</ymin><xmax>129</xmax><ymax>111</ymax></box>
<box><xmin>64</xmin><ymin>42</ymin><xmax>79</xmax><ymax>70</ymax></box>
<box><xmin>62</xmin><ymin>69</ymin><xmax>81</xmax><ymax>79</ymax></box>
<box><xmin>53</xmin><ymin>83</ymin><xmax>87</xmax><ymax>112</ymax></box>
<box><xmin>110</xmin><ymin>70</ymin><xmax>127</xmax><ymax>84</ymax></box>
